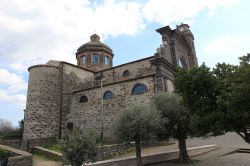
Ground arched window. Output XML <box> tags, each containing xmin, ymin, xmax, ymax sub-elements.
<box><xmin>82</xmin><ymin>56</ymin><xmax>86</xmax><ymax>64</ymax></box>
<box><xmin>132</xmin><ymin>84</ymin><xmax>148</xmax><ymax>95</ymax></box>
<box><xmin>123</xmin><ymin>70</ymin><xmax>130</xmax><ymax>77</ymax></box>
<box><xmin>79</xmin><ymin>95</ymin><xmax>88</xmax><ymax>103</ymax></box>
<box><xmin>178</xmin><ymin>58</ymin><xmax>188</xmax><ymax>68</ymax></box>
<box><xmin>103</xmin><ymin>91</ymin><xmax>113</xmax><ymax>100</ymax></box>
<box><xmin>67</xmin><ymin>122</ymin><xmax>73</xmax><ymax>131</ymax></box>
<box><xmin>104</xmin><ymin>56</ymin><xmax>110</xmax><ymax>65</ymax></box>
<box><xmin>92</xmin><ymin>54</ymin><xmax>99</xmax><ymax>64</ymax></box>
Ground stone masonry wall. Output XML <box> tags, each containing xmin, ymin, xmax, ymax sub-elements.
<box><xmin>23</xmin><ymin>65</ymin><xmax>61</xmax><ymax>140</ymax></box>
<box><xmin>61</xmin><ymin>63</ymin><xmax>95</xmax><ymax>135</ymax></box>
<box><xmin>66</xmin><ymin>76</ymin><xmax>155</xmax><ymax>138</ymax></box>
<box><xmin>174</xmin><ymin>34</ymin><xmax>190</xmax><ymax>68</ymax></box>
<box><xmin>98</xmin><ymin>57</ymin><xmax>155</xmax><ymax>85</ymax></box>
<box><xmin>0</xmin><ymin>139</ymin><xmax>21</xmax><ymax>149</ymax></box>
<box><xmin>0</xmin><ymin>144</ymin><xmax>32</xmax><ymax>166</ymax></box>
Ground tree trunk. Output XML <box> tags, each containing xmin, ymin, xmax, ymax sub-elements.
<box><xmin>135</xmin><ymin>140</ymin><xmax>143</xmax><ymax>166</ymax></box>
<box><xmin>178</xmin><ymin>137</ymin><xmax>190</xmax><ymax>162</ymax></box>
<box><xmin>71</xmin><ymin>160</ymin><xmax>82</xmax><ymax>166</ymax></box>
<box><xmin>235</xmin><ymin>130</ymin><xmax>250</xmax><ymax>144</ymax></box>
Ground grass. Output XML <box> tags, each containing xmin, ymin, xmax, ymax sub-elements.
<box><xmin>40</xmin><ymin>143</ymin><xmax>62</xmax><ymax>153</ymax></box>
<box><xmin>33</xmin><ymin>153</ymin><xmax>57</xmax><ymax>161</ymax></box>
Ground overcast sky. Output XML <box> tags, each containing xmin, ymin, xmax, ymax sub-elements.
<box><xmin>0</xmin><ymin>0</ymin><xmax>249</xmax><ymax>126</ymax></box>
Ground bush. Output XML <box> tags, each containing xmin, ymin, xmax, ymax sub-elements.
<box><xmin>61</xmin><ymin>129</ymin><xmax>98</xmax><ymax>166</ymax></box>
<box><xmin>0</xmin><ymin>119</ymin><xmax>23</xmax><ymax>139</ymax></box>
<box><xmin>0</xmin><ymin>148</ymin><xmax>10</xmax><ymax>158</ymax></box>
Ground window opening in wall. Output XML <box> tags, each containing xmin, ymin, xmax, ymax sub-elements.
<box><xmin>67</xmin><ymin>122</ymin><xmax>73</xmax><ymax>132</ymax></box>
<box><xmin>132</xmin><ymin>84</ymin><xmax>148</xmax><ymax>95</ymax></box>
<box><xmin>123</xmin><ymin>70</ymin><xmax>130</xmax><ymax>77</ymax></box>
<box><xmin>103</xmin><ymin>91</ymin><xmax>113</xmax><ymax>100</ymax></box>
<box><xmin>79</xmin><ymin>95</ymin><xmax>88</xmax><ymax>103</ymax></box>
<box><xmin>104</xmin><ymin>56</ymin><xmax>110</xmax><ymax>65</ymax></box>
<box><xmin>82</xmin><ymin>56</ymin><xmax>86</xmax><ymax>64</ymax></box>
<box><xmin>178</xmin><ymin>58</ymin><xmax>188</xmax><ymax>68</ymax></box>
<box><xmin>92</xmin><ymin>54</ymin><xmax>99</xmax><ymax>64</ymax></box>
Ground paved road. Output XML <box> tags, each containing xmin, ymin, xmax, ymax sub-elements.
<box><xmin>150</xmin><ymin>132</ymin><xmax>250</xmax><ymax>166</ymax></box>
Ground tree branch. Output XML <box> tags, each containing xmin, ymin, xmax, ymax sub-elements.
<box><xmin>235</xmin><ymin>131</ymin><xmax>246</xmax><ymax>141</ymax></box>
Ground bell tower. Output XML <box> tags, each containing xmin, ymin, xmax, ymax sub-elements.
<box><xmin>76</xmin><ymin>34</ymin><xmax>114</xmax><ymax>72</ymax></box>
<box><xmin>177</xmin><ymin>24</ymin><xmax>198</xmax><ymax>67</ymax></box>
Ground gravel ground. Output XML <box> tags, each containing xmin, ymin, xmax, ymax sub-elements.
<box><xmin>33</xmin><ymin>132</ymin><xmax>250</xmax><ymax>166</ymax></box>
<box><xmin>150</xmin><ymin>132</ymin><xmax>250</xmax><ymax>166</ymax></box>
<box><xmin>33</xmin><ymin>155</ymin><xmax>63</xmax><ymax>166</ymax></box>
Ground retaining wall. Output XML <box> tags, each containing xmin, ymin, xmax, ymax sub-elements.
<box><xmin>86</xmin><ymin>145</ymin><xmax>219</xmax><ymax>166</ymax></box>
<box><xmin>0</xmin><ymin>139</ymin><xmax>21</xmax><ymax>149</ymax></box>
<box><xmin>0</xmin><ymin>144</ymin><xmax>32</xmax><ymax>166</ymax></box>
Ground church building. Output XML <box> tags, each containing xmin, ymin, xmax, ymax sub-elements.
<box><xmin>23</xmin><ymin>24</ymin><xmax>198</xmax><ymax>142</ymax></box>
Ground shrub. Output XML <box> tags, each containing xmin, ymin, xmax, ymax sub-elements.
<box><xmin>61</xmin><ymin>129</ymin><xmax>98</xmax><ymax>166</ymax></box>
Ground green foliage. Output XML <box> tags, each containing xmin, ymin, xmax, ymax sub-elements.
<box><xmin>151</xmin><ymin>92</ymin><xmax>190</xmax><ymax>139</ymax></box>
<box><xmin>41</xmin><ymin>144</ymin><xmax>62</xmax><ymax>153</ymax></box>
<box><xmin>174</xmin><ymin>53</ymin><xmax>250</xmax><ymax>143</ymax></box>
<box><xmin>151</xmin><ymin>92</ymin><xmax>190</xmax><ymax>161</ymax></box>
<box><xmin>0</xmin><ymin>118</ymin><xmax>24</xmax><ymax>139</ymax></box>
<box><xmin>174</xmin><ymin>64</ymin><xmax>225</xmax><ymax>136</ymax></box>
<box><xmin>114</xmin><ymin>104</ymin><xmax>164</xmax><ymax>142</ymax></box>
<box><xmin>61</xmin><ymin>129</ymin><xmax>98</xmax><ymax>166</ymax></box>
<box><xmin>218</xmin><ymin>54</ymin><xmax>250</xmax><ymax>134</ymax></box>
<box><xmin>0</xmin><ymin>148</ymin><xmax>10</xmax><ymax>158</ymax></box>
<box><xmin>114</xmin><ymin>104</ymin><xmax>164</xmax><ymax>166</ymax></box>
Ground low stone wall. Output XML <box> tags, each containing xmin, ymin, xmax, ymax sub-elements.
<box><xmin>99</xmin><ymin>141</ymin><xmax>173</xmax><ymax>160</ymax></box>
<box><xmin>0</xmin><ymin>139</ymin><xmax>21</xmax><ymax>149</ymax></box>
<box><xmin>0</xmin><ymin>144</ymin><xmax>32</xmax><ymax>166</ymax></box>
<box><xmin>30</xmin><ymin>141</ymin><xmax>171</xmax><ymax>162</ymax></box>
<box><xmin>32</xmin><ymin>146</ymin><xmax>62</xmax><ymax>161</ymax></box>
<box><xmin>98</xmin><ymin>143</ymin><xmax>131</xmax><ymax>160</ymax></box>
<box><xmin>21</xmin><ymin>137</ymin><xmax>57</xmax><ymax>151</ymax></box>
<box><xmin>86</xmin><ymin>145</ymin><xmax>220</xmax><ymax>166</ymax></box>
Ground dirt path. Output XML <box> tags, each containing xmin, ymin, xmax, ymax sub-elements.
<box><xmin>33</xmin><ymin>155</ymin><xmax>63</xmax><ymax>166</ymax></box>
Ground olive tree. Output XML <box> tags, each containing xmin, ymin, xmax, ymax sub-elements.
<box><xmin>114</xmin><ymin>104</ymin><xmax>164</xmax><ymax>166</ymax></box>
<box><xmin>151</xmin><ymin>93</ymin><xmax>190</xmax><ymax>162</ymax></box>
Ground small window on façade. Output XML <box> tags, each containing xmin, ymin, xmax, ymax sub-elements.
<box><xmin>123</xmin><ymin>70</ymin><xmax>130</xmax><ymax>77</ymax></box>
<box><xmin>132</xmin><ymin>83</ymin><xmax>148</xmax><ymax>95</ymax></box>
<box><xmin>67</xmin><ymin>122</ymin><xmax>73</xmax><ymax>132</ymax></box>
<box><xmin>79</xmin><ymin>95</ymin><xmax>88</xmax><ymax>103</ymax></box>
<box><xmin>103</xmin><ymin>91</ymin><xmax>114</xmax><ymax>100</ymax></box>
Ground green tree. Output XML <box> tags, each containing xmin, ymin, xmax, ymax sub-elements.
<box><xmin>174</xmin><ymin>54</ymin><xmax>250</xmax><ymax>144</ymax></box>
<box><xmin>114</xmin><ymin>104</ymin><xmax>164</xmax><ymax>166</ymax></box>
<box><xmin>175</xmin><ymin>64</ymin><xmax>223</xmax><ymax>136</ymax></box>
<box><xmin>151</xmin><ymin>92</ymin><xmax>191</xmax><ymax>162</ymax></box>
<box><xmin>217</xmin><ymin>54</ymin><xmax>250</xmax><ymax>143</ymax></box>
<box><xmin>61</xmin><ymin>129</ymin><xmax>98</xmax><ymax>166</ymax></box>
<box><xmin>0</xmin><ymin>119</ymin><xmax>13</xmax><ymax>135</ymax></box>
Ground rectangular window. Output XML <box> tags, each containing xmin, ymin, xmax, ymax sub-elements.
<box><xmin>82</xmin><ymin>56</ymin><xmax>86</xmax><ymax>64</ymax></box>
<box><xmin>104</xmin><ymin>56</ymin><xmax>110</xmax><ymax>65</ymax></box>
<box><xmin>92</xmin><ymin>54</ymin><xmax>99</xmax><ymax>64</ymax></box>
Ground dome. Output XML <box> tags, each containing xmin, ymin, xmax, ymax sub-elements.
<box><xmin>76</xmin><ymin>34</ymin><xmax>113</xmax><ymax>56</ymax></box>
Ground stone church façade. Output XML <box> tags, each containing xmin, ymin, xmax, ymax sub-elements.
<box><xmin>23</xmin><ymin>24</ymin><xmax>198</xmax><ymax>141</ymax></box>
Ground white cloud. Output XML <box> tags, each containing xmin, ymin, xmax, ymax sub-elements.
<box><xmin>204</xmin><ymin>36</ymin><xmax>245</xmax><ymax>55</ymax></box>
<box><xmin>0</xmin><ymin>69</ymin><xmax>27</xmax><ymax>109</ymax></box>
<box><xmin>142</xmin><ymin>0</ymin><xmax>240</xmax><ymax>25</ymax></box>
<box><xmin>0</xmin><ymin>0</ymin><xmax>241</xmax><ymax>72</ymax></box>
<box><xmin>0</xmin><ymin>69</ymin><xmax>27</xmax><ymax>93</ymax></box>
<box><xmin>0</xmin><ymin>0</ymin><xmax>145</xmax><ymax>72</ymax></box>
<box><xmin>0</xmin><ymin>90</ymin><xmax>26</xmax><ymax>109</ymax></box>
<box><xmin>201</xmin><ymin>35</ymin><xmax>249</xmax><ymax>67</ymax></box>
